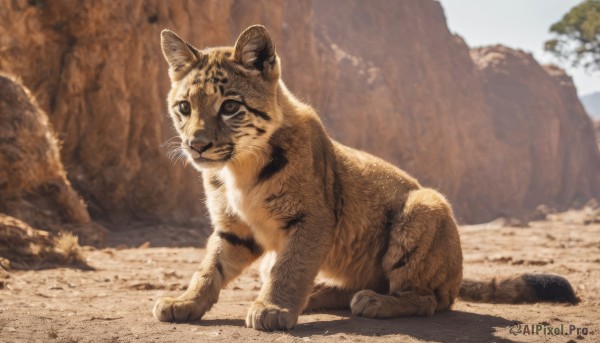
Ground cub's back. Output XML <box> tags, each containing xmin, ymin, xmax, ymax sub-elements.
<box><xmin>333</xmin><ymin>141</ymin><xmax>421</xmax><ymax>209</ymax></box>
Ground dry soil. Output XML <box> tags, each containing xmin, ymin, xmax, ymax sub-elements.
<box><xmin>1</xmin><ymin>213</ymin><xmax>598</xmax><ymax>342</ymax></box>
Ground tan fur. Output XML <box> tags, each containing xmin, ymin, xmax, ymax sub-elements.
<box><xmin>460</xmin><ymin>276</ymin><xmax>535</xmax><ymax>304</ymax></box>
<box><xmin>153</xmin><ymin>26</ymin><xmax>576</xmax><ymax>331</ymax></box>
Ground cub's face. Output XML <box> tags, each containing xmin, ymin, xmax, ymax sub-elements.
<box><xmin>161</xmin><ymin>26</ymin><xmax>281</xmax><ymax>170</ymax></box>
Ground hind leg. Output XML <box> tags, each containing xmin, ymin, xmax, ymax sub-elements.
<box><xmin>303</xmin><ymin>283</ymin><xmax>353</xmax><ymax>312</ymax></box>
<box><xmin>351</xmin><ymin>188</ymin><xmax>463</xmax><ymax>318</ymax></box>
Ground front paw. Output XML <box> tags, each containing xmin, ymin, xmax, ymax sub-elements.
<box><xmin>153</xmin><ymin>296</ymin><xmax>206</xmax><ymax>322</ymax></box>
<box><xmin>245</xmin><ymin>300</ymin><xmax>297</xmax><ymax>331</ymax></box>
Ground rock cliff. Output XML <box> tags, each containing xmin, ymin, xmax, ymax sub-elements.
<box><xmin>472</xmin><ymin>47</ymin><xmax>600</xmax><ymax>216</ymax></box>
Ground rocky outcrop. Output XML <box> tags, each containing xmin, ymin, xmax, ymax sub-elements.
<box><xmin>0</xmin><ymin>0</ymin><xmax>598</xmax><ymax>224</ymax></box>
<box><xmin>0</xmin><ymin>214</ymin><xmax>86</xmax><ymax>269</ymax></box>
<box><xmin>473</xmin><ymin>47</ymin><xmax>600</xmax><ymax>216</ymax></box>
<box><xmin>542</xmin><ymin>65</ymin><xmax>600</xmax><ymax>208</ymax></box>
<box><xmin>0</xmin><ymin>73</ymin><xmax>104</xmax><ymax>246</ymax></box>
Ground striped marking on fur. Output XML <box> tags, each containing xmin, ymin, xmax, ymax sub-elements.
<box><xmin>245</xmin><ymin>103</ymin><xmax>271</xmax><ymax>121</ymax></box>
<box><xmin>392</xmin><ymin>246</ymin><xmax>416</xmax><ymax>270</ymax></box>
<box><xmin>377</xmin><ymin>208</ymin><xmax>396</xmax><ymax>264</ymax></box>
<box><xmin>257</xmin><ymin>145</ymin><xmax>288</xmax><ymax>183</ymax></box>
<box><xmin>283</xmin><ymin>213</ymin><xmax>306</xmax><ymax>230</ymax></box>
<box><xmin>217</xmin><ymin>230</ymin><xmax>262</xmax><ymax>255</ymax></box>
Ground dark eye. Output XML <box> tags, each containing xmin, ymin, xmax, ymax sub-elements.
<box><xmin>220</xmin><ymin>100</ymin><xmax>241</xmax><ymax>116</ymax></box>
<box><xmin>178</xmin><ymin>101</ymin><xmax>191</xmax><ymax>116</ymax></box>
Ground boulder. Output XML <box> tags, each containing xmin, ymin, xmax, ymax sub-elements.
<box><xmin>0</xmin><ymin>73</ymin><xmax>103</xmax><ymax>245</ymax></box>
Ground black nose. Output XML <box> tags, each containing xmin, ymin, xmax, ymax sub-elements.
<box><xmin>189</xmin><ymin>132</ymin><xmax>213</xmax><ymax>153</ymax></box>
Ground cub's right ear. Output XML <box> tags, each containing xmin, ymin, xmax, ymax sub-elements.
<box><xmin>160</xmin><ymin>29</ymin><xmax>201</xmax><ymax>81</ymax></box>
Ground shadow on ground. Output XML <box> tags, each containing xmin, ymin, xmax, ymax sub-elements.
<box><xmin>103</xmin><ymin>224</ymin><xmax>210</xmax><ymax>248</ymax></box>
<box><xmin>193</xmin><ymin>310</ymin><xmax>517</xmax><ymax>342</ymax></box>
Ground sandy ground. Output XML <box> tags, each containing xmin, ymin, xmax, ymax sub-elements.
<box><xmin>1</xmin><ymin>215</ymin><xmax>599</xmax><ymax>343</ymax></box>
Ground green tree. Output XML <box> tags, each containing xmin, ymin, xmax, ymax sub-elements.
<box><xmin>544</xmin><ymin>0</ymin><xmax>600</xmax><ymax>71</ymax></box>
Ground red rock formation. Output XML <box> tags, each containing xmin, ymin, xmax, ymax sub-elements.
<box><xmin>0</xmin><ymin>73</ymin><xmax>103</xmax><ymax>245</ymax></box>
<box><xmin>472</xmin><ymin>47</ymin><xmax>600</xmax><ymax>216</ymax></box>
<box><xmin>0</xmin><ymin>0</ymin><xmax>598</xmax><ymax>224</ymax></box>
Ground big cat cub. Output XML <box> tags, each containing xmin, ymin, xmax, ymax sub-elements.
<box><xmin>153</xmin><ymin>25</ymin><xmax>578</xmax><ymax>331</ymax></box>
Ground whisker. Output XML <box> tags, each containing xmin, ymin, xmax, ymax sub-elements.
<box><xmin>161</xmin><ymin>136</ymin><xmax>182</xmax><ymax>148</ymax></box>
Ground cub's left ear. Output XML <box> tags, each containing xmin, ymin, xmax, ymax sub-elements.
<box><xmin>233</xmin><ymin>25</ymin><xmax>279</xmax><ymax>80</ymax></box>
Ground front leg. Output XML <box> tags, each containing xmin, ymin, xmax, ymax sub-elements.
<box><xmin>153</xmin><ymin>228</ymin><xmax>262</xmax><ymax>322</ymax></box>
<box><xmin>246</xmin><ymin>219</ymin><xmax>330</xmax><ymax>331</ymax></box>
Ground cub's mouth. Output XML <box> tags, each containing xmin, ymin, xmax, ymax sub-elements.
<box><xmin>188</xmin><ymin>143</ymin><xmax>234</xmax><ymax>164</ymax></box>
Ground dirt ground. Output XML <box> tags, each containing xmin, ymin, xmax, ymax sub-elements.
<box><xmin>1</xmin><ymin>213</ymin><xmax>599</xmax><ymax>343</ymax></box>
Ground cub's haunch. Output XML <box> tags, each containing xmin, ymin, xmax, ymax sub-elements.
<box><xmin>153</xmin><ymin>25</ymin><xmax>578</xmax><ymax>331</ymax></box>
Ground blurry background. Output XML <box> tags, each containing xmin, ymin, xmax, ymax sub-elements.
<box><xmin>0</xmin><ymin>0</ymin><xmax>599</xmax><ymax>243</ymax></box>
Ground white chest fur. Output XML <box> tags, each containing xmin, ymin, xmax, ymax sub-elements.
<box><xmin>220</xmin><ymin>168</ymin><xmax>247</xmax><ymax>220</ymax></box>
<box><xmin>218</xmin><ymin>168</ymin><xmax>285</xmax><ymax>251</ymax></box>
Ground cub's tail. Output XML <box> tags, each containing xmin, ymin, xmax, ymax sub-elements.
<box><xmin>459</xmin><ymin>274</ymin><xmax>579</xmax><ymax>304</ymax></box>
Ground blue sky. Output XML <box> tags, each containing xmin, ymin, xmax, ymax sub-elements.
<box><xmin>438</xmin><ymin>0</ymin><xmax>599</xmax><ymax>96</ymax></box>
